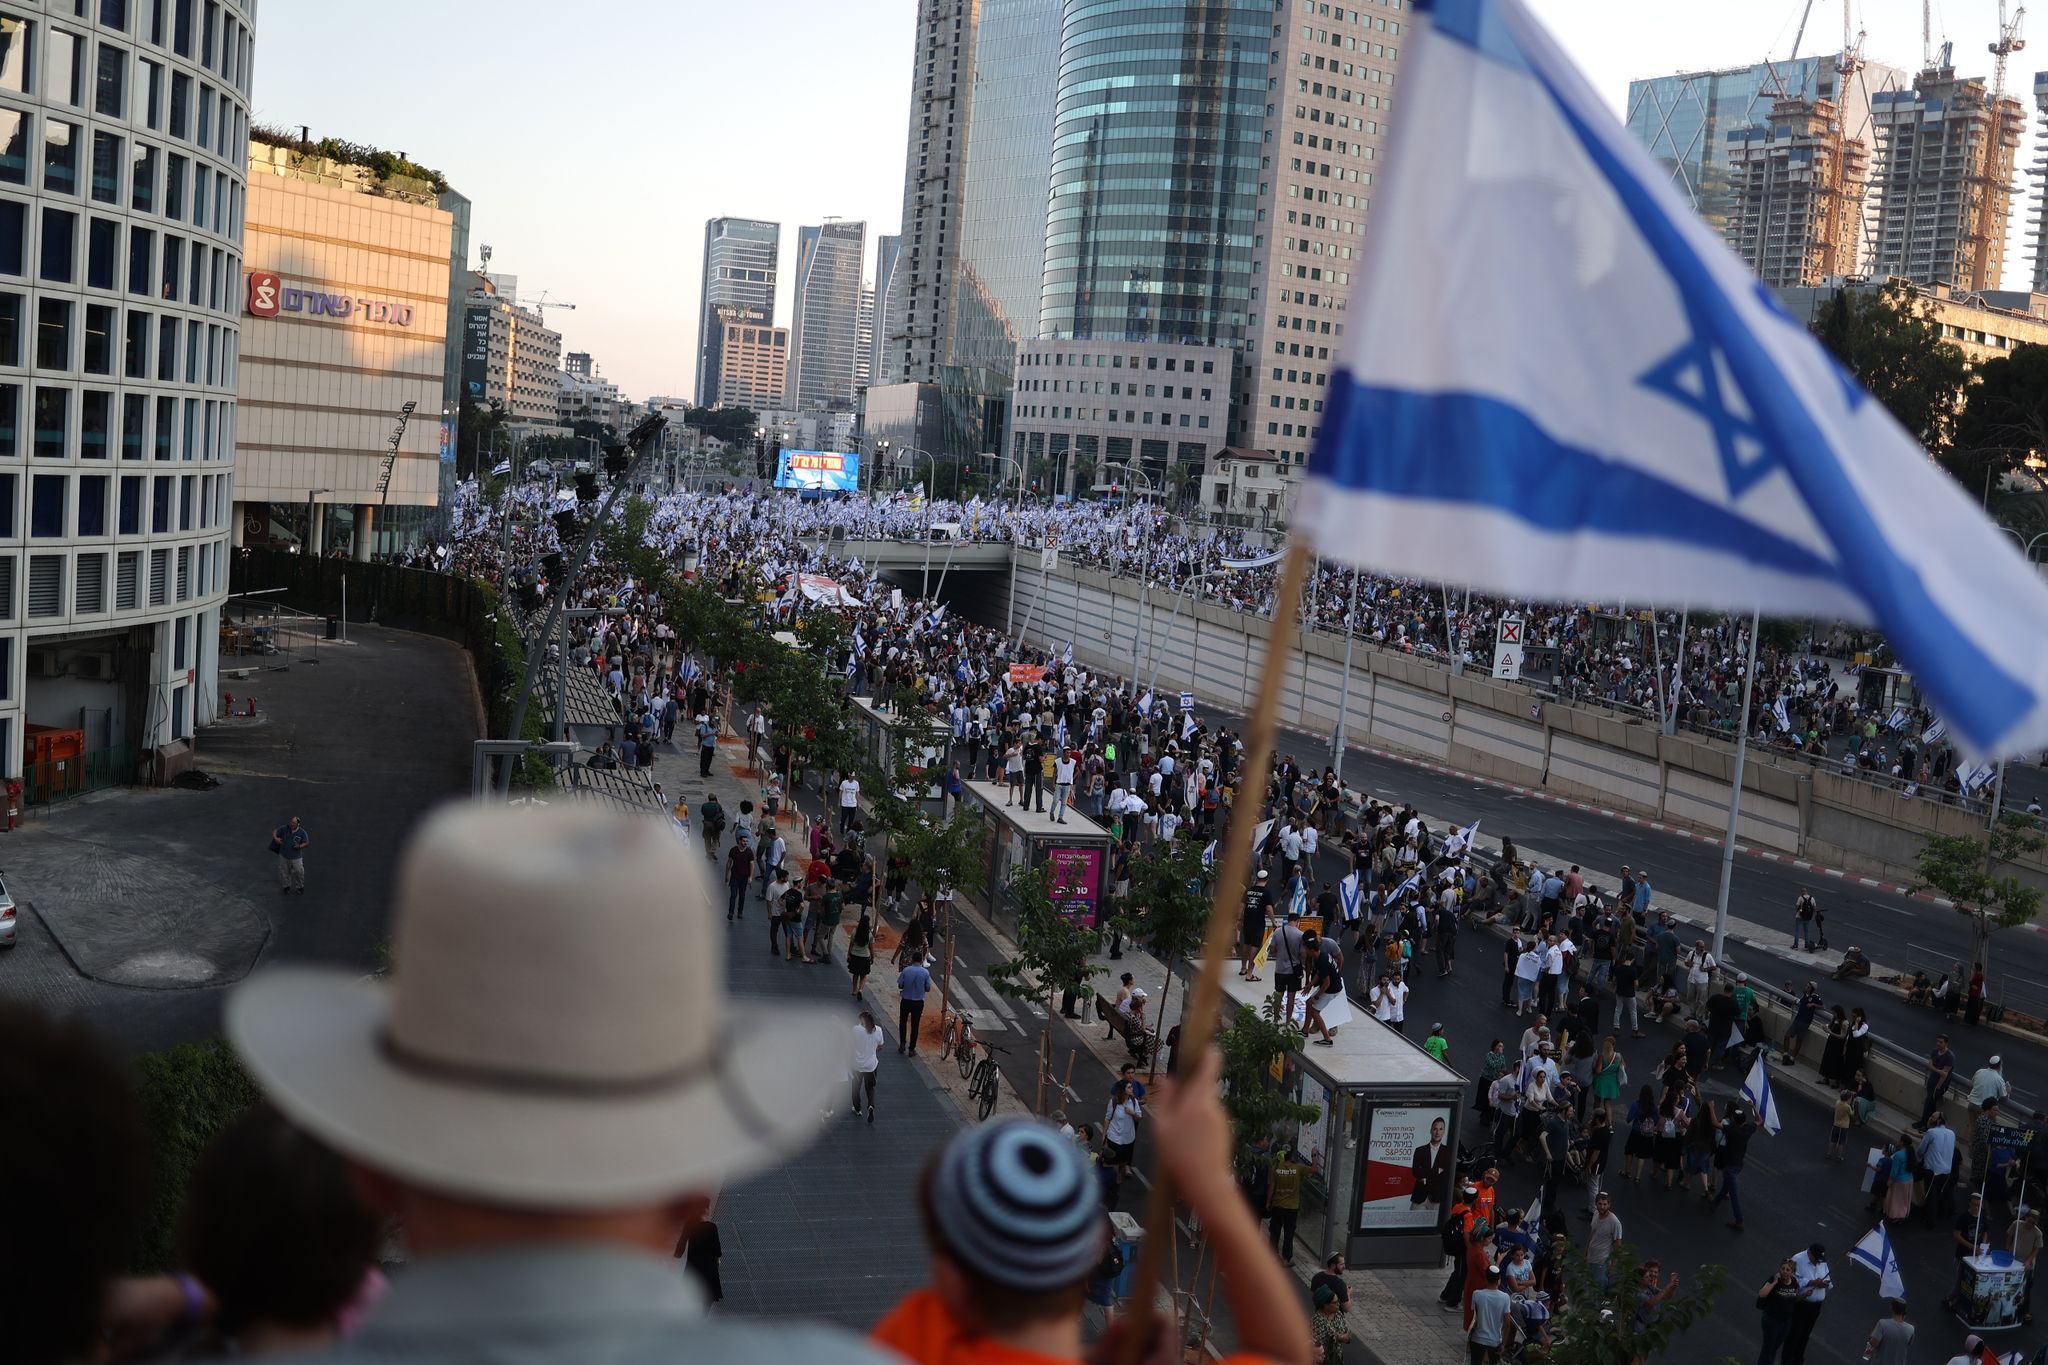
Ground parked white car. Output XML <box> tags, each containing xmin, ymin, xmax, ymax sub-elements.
<box><xmin>0</xmin><ymin>871</ymin><xmax>15</xmax><ymax>947</ymax></box>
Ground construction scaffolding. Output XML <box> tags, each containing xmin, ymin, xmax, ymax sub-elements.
<box><xmin>1727</xmin><ymin>96</ymin><xmax>1872</xmax><ymax>286</ymax></box>
<box><xmin>1867</xmin><ymin>61</ymin><xmax>2026</xmax><ymax>292</ymax></box>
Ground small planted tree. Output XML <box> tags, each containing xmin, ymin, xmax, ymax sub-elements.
<box><xmin>1912</xmin><ymin>813</ymin><xmax>2046</xmax><ymax>971</ymax></box>
<box><xmin>1112</xmin><ymin>841</ymin><xmax>1212</xmax><ymax>1078</ymax></box>
<box><xmin>1219</xmin><ymin>1001</ymin><xmax>1319</xmax><ymax>1149</ymax></box>
<box><xmin>1542</xmin><ymin>1242</ymin><xmax>1725</xmax><ymax>1365</ymax></box>
<box><xmin>989</xmin><ymin>864</ymin><xmax>1103</xmax><ymax>1112</ymax></box>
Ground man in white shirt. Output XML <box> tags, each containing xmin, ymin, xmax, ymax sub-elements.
<box><xmin>1052</xmin><ymin>752</ymin><xmax>1076</xmax><ymax>824</ymax></box>
<box><xmin>1970</xmin><ymin>1057</ymin><xmax>2011</xmax><ymax>1109</ymax></box>
<box><xmin>838</xmin><ymin>772</ymin><xmax>862</xmax><ymax>832</ymax></box>
<box><xmin>1371</xmin><ymin>973</ymin><xmax>1409</xmax><ymax>1034</ymax></box>
<box><xmin>1787</xmin><ymin>1243</ymin><xmax>1832</xmax><ymax>1363</ymax></box>
<box><xmin>1278</xmin><ymin>823</ymin><xmax>1304</xmax><ymax>875</ymax></box>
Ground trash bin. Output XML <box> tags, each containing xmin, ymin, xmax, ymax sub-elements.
<box><xmin>325</xmin><ymin>615</ymin><xmax>340</xmax><ymax>640</ymax></box>
<box><xmin>1108</xmin><ymin>1212</ymin><xmax>1145</xmax><ymax>1298</ymax></box>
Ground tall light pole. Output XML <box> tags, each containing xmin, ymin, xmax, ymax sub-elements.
<box><xmin>1329</xmin><ymin>567</ymin><xmax>1364</xmax><ymax>782</ymax></box>
<box><xmin>1711</xmin><ymin>606</ymin><xmax>1762</xmax><ymax>961</ymax></box>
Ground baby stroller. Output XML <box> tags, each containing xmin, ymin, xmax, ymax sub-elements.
<box><xmin>1503</xmin><ymin>1290</ymin><xmax>1553</xmax><ymax>1360</ymax></box>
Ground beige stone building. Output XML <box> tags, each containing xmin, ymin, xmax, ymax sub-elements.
<box><xmin>236</xmin><ymin>139</ymin><xmax>453</xmax><ymax>556</ymax></box>
<box><xmin>711</xmin><ymin>306</ymin><xmax>787</xmax><ymax>412</ymax></box>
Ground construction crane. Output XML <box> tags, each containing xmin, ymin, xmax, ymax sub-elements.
<box><xmin>531</xmin><ymin>290</ymin><xmax>577</xmax><ymax>323</ymax></box>
<box><xmin>1837</xmin><ymin>0</ymin><xmax>1865</xmax><ymax>82</ymax></box>
<box><xmin>375</xmin><ymin>400</ymin><xmax>419</xmax><ymax>506</ymax></box>
<box><xmin>1969</xmin><ymin>0</ymin><xmax>2026</xmax><ymax>290</ymax></box>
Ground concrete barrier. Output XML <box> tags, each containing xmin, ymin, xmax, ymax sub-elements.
<box><xmin>984</xmin><ymin>556</ymin><xmax>2048</xmax><ymax>889</ymax></box>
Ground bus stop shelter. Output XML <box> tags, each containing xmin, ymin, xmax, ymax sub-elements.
<box><xmin>1220</xmin><ymin>974</ymin><xmax>1467</xmax><ymax>1268</ymax></box>
<box><xmin>957</xmin><ymin>777</ymin><xmax>1114</xmax><ymax>933</ymax></box>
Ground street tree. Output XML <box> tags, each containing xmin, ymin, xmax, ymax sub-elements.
<box><xmin>1912</xmin><ymin>812</ymin><xmax>2046</xmax><ymax>971</ymax></box>
<box><xmin>683</xmin><ymin>405</ymin><xmax>758</xmax><ymax>447</ymax></box>
<box><xmin>1541</xmin><ymin>1242</ymin><xmax>1724</xmax><ymax>1365</ymax></box>
<box><xmin>1809</xmin><ymin>281</ymin><xmax>1970</xmax><ymax>456</ymax></box>
<box><xmin>1112</xmin><ymin>841</ymin><xmax>1212</xmax><ymax>1078</ymax></box>
<box><xmin>1218</xmin><ymin>1001</ymin><xmax>1319</xmax><ymax>1165</ymax></box>
<box><xmin>988</xmin><ymin>864</ymin><xmax>1103</xmax><ymax>1112</ymax></box>
<box><xmin>1952</xmin><ymin>342</ymin><xmax>2048</xmax><ymax>509</ymax></box>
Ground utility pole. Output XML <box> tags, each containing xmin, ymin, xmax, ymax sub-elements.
<box><xmin>1711</xmin><ymin>607</ymin><xmax>1762</xmax><ymax>961</ymax></box>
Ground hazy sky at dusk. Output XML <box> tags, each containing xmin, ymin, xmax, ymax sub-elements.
<box><xmin>254</xmin><ymin>0</ymin><xmax>2033</xmax><ymax>402</ymax></box>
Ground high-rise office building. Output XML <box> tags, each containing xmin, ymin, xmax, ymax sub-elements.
<box><xmin>871</xmin><ymin>233</ymin><xmax>902</xmax><ymax>384</ymax></box>
<box><xmin>1724</xmin><ymin>95</ymin><xmax>1870</xmax><ymax>288</ymax></box>
<box><xmin>0</xmin><ymin>1</ymin><xmax>256</xmax><ymax>772</ymax></box>
<box><xmin>1008</xmin><ymin>1</ymin><xmax>1273</xmax><ymax>491</ymax></box>
<box><xmin>694</xmin><ymin>217</ymin><xmax>777</xmax><ymax>406</ymax></box>
<box><xmin>1627</xmin><ymin>55</ymin><xmax>1904</xmax><ymax>241</ymax></box>
<box><xmin>2032</xmin><ymin>72</ymin><xmax>2048</xmax><ymax>292</ymax></box>
<box><xmin>856</xmin><ymin>285</ymin><xmax>874</xmax><ymax>390</ymax></box>
<box><xmin>1869</xmin><ymin>63</ymin><xmax>2025</xmax><ymax>292</ymax></box>
<box><xmin>1038</xmin><ymin>2</ymin><xmax>1270</xmax><ymax>348</ymax></box>
<box><xmin>888</xmin><ymin>0</ymin><xmax>1059</xmax><ymax>385</ymax></box>
<box><xmin>789</xmin><ymin>220</ymin><xmax>865</xmax><ymax>411</ymax></box>
<box><xmin>708</xmin><ymin>305</ymin><xmax>787</xmax><ymax>412</ymax></box>
<box><xmin>1231</xmin><ymin>2</ymin><xmax>1403</xmax><ymax>474</ymax></box>
<box><xmin>463</xmin><ymin>274</ymin><xmax>562</xmax><ymax>423</ymax></box>
<box><xmin>1013</xmin><ymin>0</ymin><xmax>1403</xmax><ymax>491</ymax></box>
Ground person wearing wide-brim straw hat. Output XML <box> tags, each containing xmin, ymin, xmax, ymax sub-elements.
<box><xmin>225</xmin><ymin>804</ymin><xmax>892</xmax><ymax>1365</ymax></box>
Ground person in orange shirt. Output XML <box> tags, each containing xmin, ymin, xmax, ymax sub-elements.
<box><xmin>873</xmin><ymin>1048</ymin><xmax>1311</xmax><ymax>1365</ymax></box>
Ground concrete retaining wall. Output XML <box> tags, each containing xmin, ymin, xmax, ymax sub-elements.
<box><xmin>991</xmin><ymin>557</ymin><xmax>2048</xmax><ymax>882</ymax></box>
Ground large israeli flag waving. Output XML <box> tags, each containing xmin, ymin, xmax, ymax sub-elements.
<box><xmin>1299</xmin><ymin>0</ymin><xmax>2048</xmax><ymax>757</ymax></box>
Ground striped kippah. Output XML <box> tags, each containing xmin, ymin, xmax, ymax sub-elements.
<box><xmin>932</xmin><ymin>1119</ymin><xmax>1106</xmax><ymax>1291</ymax></box>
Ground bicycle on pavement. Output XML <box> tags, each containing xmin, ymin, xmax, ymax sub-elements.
<box><xmin>940</xmin><ymin>1010</ymin><xmax>976</xmax><ymax>1071</ymax></box>
<box><xmin>963</xmin><ymin>1039</ymin><xmax>1007</xmax><ymax>1121</ymax></box>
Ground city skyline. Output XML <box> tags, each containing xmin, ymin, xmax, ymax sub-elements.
<box><xmin>252</xmin><ymin>0</ymin><xmax>2046</xmax><ymax>404</ymax></box>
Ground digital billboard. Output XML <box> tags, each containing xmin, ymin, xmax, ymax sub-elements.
<box><xmin>774</xmin><ymin>448</ymin><xmax>860</xmax><ymax>493</ymax></box>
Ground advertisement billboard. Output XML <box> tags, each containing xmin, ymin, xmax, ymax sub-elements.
<box><xmin>1357</xmin><ymin>1104</ymin><xmax>1454</xmax><ymax>1230</ymax></box>
<box><xmin>1045</xmin><ymin>846</ymin><xmax>1104</xmax><ymax>927</ymax></box>
<box><xmin>775</xmin><ymin>448</ymin><xmax>860</xmax><ymax>493</ymax></box>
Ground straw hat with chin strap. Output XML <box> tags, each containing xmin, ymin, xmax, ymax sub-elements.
<box><xmin>227</xmin><ymin>803</ymin><xmax>843</xmax><ymax>1209</ymax></box>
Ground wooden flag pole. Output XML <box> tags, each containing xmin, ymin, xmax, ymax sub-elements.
<box><xmin>1117</xmin><ymin>537</ymin><xmax>1312</xmax><ymax>1363</ymax></box>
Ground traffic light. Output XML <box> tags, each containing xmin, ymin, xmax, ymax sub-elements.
<box><xmin>574</xmin><ymin>469</ymin><xmax>601</xmax><ymax>503</ymax></box>
<box><xmin>552</xmin><ymin>509</ymin><xmax>581</xmax><ymax>542</ymax></box>
<box><xmin>602</xmin><ymin>443</ymin><xmax>630</xmax><ymax>479</ymax></box>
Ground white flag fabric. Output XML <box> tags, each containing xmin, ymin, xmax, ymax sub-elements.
<box><xmin>1740</xmin><ymin>1052</ymin><xmax>1782</xmax><ymax>1136</ymax></box>
<box><xmin>1850</xmin><ymin>1224</ymin><xmax>1908</xmax><ymax>1300</ymax></box>
<box><xmin>1297</xmin><ymin>0</ymin><xmax>2048</xmax><ymax>759</ymax></box>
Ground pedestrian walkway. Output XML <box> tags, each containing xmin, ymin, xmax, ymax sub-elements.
<box><xmin>627</xmin><ymin>727</ymin><xmax>963</xmax><ymax>1329</ymax></box>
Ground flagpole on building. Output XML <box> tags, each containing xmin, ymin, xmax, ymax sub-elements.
<box><xmin>1331</xmin><ymin>568</ymin><xmax>1363</xmax><ymax>783</ymax></box>
<box><xmin>1120</xmin><ymin>536</ymin><xmax>1313</xmax><ymax>1362</ymax></box>
<box><xmin>1712</xmin><ymin>607</ymin><xmax>1762</xmax><ymax>961</ymax></box>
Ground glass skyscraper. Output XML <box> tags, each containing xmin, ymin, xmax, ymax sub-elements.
<box><xmin>1038</xmin><ymin>0</ymin><xmax>1273</xmax><ymax>346</ymax></box>
<box><xmin>695</xmin><ymin>217</ymin><xmax>778</xmax><ymax>407</ymax></box>
<box><xmin>790</xmin><ymin>220</ymin><xmax>865</xmax><ymax>411</ymax></box>
<box><xmin>950</xmin><ymin>0</ymin><xmax>1061</xmax><ymax>378</ymax></box>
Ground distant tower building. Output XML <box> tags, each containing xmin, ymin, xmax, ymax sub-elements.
<box><xmin>2028</xmin><ymin>72</ymin><xmax>2048</xmax><ymax>291</ymax></box>
<box><xmin>695</xmin><ymin>218</ymin><xmax>779</xmax><ymax>407</ymax></box>
<box><xmin>789</xmin><ymin>220</ymin><xmax>866</xmax><ymax>411</ymax></box>
<box><xmin>857</xmin><ymin>286</ymin><xmax>875</xmax><ymax>391</ymax></box>
<box><xmin>1725</xmin><ymin>96</ymin><xmax>1870</xmax><ymax>287</ymax></box>
<box><xmin>1868</xmin><ymin>61</ymin><xmax>2025</xmax><ymax>291</ymax></box>
<box><xmin>872</xmin><ymin>235</ymin><xmax>903</xmax><ymax>384</ymax></box>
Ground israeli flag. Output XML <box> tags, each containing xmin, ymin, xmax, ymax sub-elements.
<box><xmin>1849</xmin><ymin>1223</ymin><xmax>1907</xmax><ymax>1300</ymax></box>
<box><xmin>1297</xmin><ymin>0</ymin><xmax>2048</xmax><ymax>759</ymax></box>
<box><xmin>1202</xmin><ymin>839</ymin><xmax>1217</xmax><ymax>871</ymax></box>
<box><xmin>1338</xmin><ymin>870</ymin><xmax>1364</xmax><ymax>923</ymax></box>
<box><xmin>1740</xmin><ymin>1052</ymin><xmax>1782</xmax><ymax>1136</ymax></box>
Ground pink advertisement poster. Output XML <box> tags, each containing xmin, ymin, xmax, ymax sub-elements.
<box><xmin>1046</xmin><ymin>846</ymin><xmax>1104</xmax><ymax>927</ymax></box>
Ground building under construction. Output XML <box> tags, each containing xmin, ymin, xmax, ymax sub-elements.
<box><xmin>1725</xmin><ymin>95</ymin><xmax>1871</xmax><ymax>286</ymax></box>
<box><xmin>2029</xmin><ymin>71</ymin><xmax>2048</xmax><ymax>292</ymax></box>
<box><xmin>1867</xmin><ymin>60</ymin><xmax>2026</xmax><ymax>292</ymax></box>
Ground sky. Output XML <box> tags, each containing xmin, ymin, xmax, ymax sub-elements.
<box><xmin>252</xmin><ymin>1</ymin><xmax>2035</xmax><ymax>404</ymax></box>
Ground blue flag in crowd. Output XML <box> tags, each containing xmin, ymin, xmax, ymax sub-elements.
<box><xmin>1298</xmin><ymin>0</ymin><xmax>2048</xmax><ymax>758</ymax></box>
<box><xmin>1740</xmin><ymin>1052</ymin><xmax>1781</xmax><ymax>1136</ymax></box>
